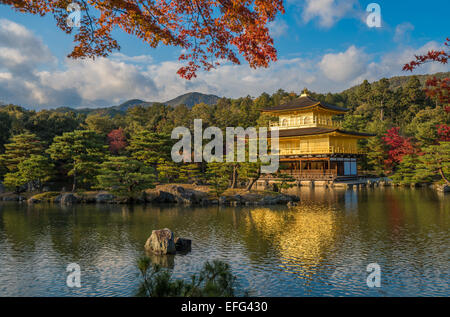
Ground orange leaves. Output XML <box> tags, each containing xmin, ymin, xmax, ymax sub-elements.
<box><xmin>1</xmin><ymin>0</ymin><xmax>284</xmax><ymax>79</ymax></box>
<box><xmin>424</xmin><ymin>76</ymin><xmax>450</xmax><ymax>106</ymax></box>
<box><xmin>403</xmin><ymin>37</ymin><xmax>449</xmax><ymax>71</ymax></box>
<box><xmin>403</xmin><ymin>37</ymin><xmax>450</xmax><ymax>107</ymax></box>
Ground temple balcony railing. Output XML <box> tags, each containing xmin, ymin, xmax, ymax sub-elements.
<box><xmin>262</xmin><ymin>170</ymin><xmax>337</xmax><ymax>180</ymax></box>
<box><xmin>279</xmin><ymin>146</ymin><xmax>365</xmax><ymax>155</ymax></box>
<box><xmin>269</xmin><ymin>119</ymin><xmax>342</xmax><ymax>130</ymax></box>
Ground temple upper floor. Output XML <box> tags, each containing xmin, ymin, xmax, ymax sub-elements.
<box><xmin>261</xmin><ymin>91</ymin><xmax>348</xmax><ymax>130</ymax></box>
<box><xmin>269</xmin><ymin>112</ymin><xmax>341</xmax><ymax>129</ymax></box>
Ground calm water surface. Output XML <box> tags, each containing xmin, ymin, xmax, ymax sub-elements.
<box><xmin>0</xmin><ymin>187</ymin><xmax>448</xmax><ymax>297</ymax></box>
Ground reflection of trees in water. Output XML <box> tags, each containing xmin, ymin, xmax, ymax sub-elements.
<box><xmin>0</xmin><ymin>187</ymin><xmax>447</xmax><ymax>290</ymax></box>
<box><xmin>0</xmin><ymin>203</ymin><xmax>54</xmax><ymax>253</ymax></box>
<box><xmin>286</xmin><ymin>187</ymin><xmax>361</xmax><ymax>213</ymax></box>
<box><xmin>241</xmin><ymin>206</ymin><xmax>337</xmax><ymax>280</ymax></box>
<box><xmin>145</xmin><ymin>250</ymin><xmax>175</xmax><ymax>269</ymax></box>
<box><xmin>0</xmin><ymin>204</ymin><xmax>247</xmax><ymax>266</ymax></box>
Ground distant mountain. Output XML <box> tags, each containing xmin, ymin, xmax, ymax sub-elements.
<box><xmin>343</xmin><ymin>71</ymin><xmax>450</xmax><ymax>94</ymax></box>
<box><xmin>52</xmin><ymin>92</ymin><xmax>221</xmax><ymax>115</ymax></box>
<box><xmin>111</xmin><ymin>92</ymin><xmax>220</xmax><ymax>112</ymax></box>
<box><xmin>164</xmin><ymin>92</ymin><xmax>220</xmax><ymax>108</ymax></box>
<box><xmin>110</xmin><ymin>99</ymin><xmax>154</xmax><ymax>112</ymax></box>
<box><xmin>113</xmin><ymin>92</ymin><xmax>220</xmax><ymax>111</ymax></box>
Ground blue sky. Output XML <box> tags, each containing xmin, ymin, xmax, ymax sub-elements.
<box><xmin>0</xmin><ymin>0</ymin><xmax>449</xmax><ymax>109</ymax></box>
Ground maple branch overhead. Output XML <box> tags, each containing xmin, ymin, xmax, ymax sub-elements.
<box><xmin>0</xmin><ymin>0</ymin><xmax>284</xmax><ymax>79</ymax></box>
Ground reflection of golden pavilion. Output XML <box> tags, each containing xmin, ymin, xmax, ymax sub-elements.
<box><xmin>245</xmin><ymin>207</ymin><xmax>337</xmax><ymax>278</ymax></box>
<box><xmin>263</xmin><ymin>90</ymin><xmax>374</xmax><ymax>180</ymax></box>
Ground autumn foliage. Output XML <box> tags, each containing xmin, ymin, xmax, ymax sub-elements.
<box><xmin>403</xmin><ymin>37</ymin><xmax>450</xmax><ymax>110</ymax></box>
<box><xmin>437</xmin><ymin>124</ymin><xmax>450</xmax><ymax>142</ymax></box>
<box><xmin>107</xmin><ymin>128</ymin><xmax>127</xmax><ymax>154</ymax></box>
<box><xmin>1</xmin><ymin>0</ymin><xmax>284</xmax><ymax>79</ymax></box>
<box><xmin>382</xmin><ymin>127</ymin><xmax>416</xmax><ymax>172</ymax></box>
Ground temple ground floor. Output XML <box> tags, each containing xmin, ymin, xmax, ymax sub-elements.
<box><xmin>270</xmin><ymin>155</ymin><xmax>363</xmax><ymax>181</ymax></box>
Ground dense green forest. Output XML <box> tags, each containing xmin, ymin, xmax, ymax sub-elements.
<box><xmin>0</xmin><ymin>73</ymin><xmax>449</xmax><ymax>197</ymax></box>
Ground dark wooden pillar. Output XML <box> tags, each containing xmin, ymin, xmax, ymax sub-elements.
<box><xmin>299</xmin><ymin>159</ymin><xmax>302</xmax><ymax>178</ymax></box>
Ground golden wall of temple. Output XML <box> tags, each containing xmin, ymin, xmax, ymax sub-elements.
<box><xmin>279</xmin><ymin>135</ymin><xmax>361</xmax><ymax>155</ymax></box>
<box><xmin>271</xmin><ymin>109</ymin><xmax>340</xmax><ymax>129</ymax></box>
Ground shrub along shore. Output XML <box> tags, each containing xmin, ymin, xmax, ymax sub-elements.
<box><xmin>0</xmin><ymin>184</ymin><xmax>300</xmax><ymax>206</ymax></box>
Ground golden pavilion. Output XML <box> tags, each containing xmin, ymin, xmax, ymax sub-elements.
<box><xmin>262</xmin><ymin>90</ymin><xmax>374</xmax><ymax>180</ymax></box>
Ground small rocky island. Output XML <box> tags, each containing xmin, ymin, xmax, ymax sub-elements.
<box><xmin>145</xmin><ymin>228</ymin><xmax>191</xmax><ymax>255</ymax></box>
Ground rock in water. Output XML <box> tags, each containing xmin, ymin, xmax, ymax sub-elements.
<box><xmin>95</xmin><ymin>192</ymin><xmax>115</xmax><ymax>203</ymax></box>
<box><xmin>174</xmin><ymin>237</ymin><xmax>192</xmax><ymax>252</ymax></box>
<box><xmin>56</xmin><ymin>193</ymin><xmax>79</xmax><ymax>205</ymax></box>
<box><xmin>436</xmin><ymin>184</ymin><xmax>450</xmax><ymax>193</ymax></box>
<box><xmin>144</xmin><ymin>228</ymin><xmax>176</xmax><ymax>255</ymax></box>
<box><xmin>27</xmin><ymin>197</ymin><xmax>41</xmax><ymax>204</ymax></box>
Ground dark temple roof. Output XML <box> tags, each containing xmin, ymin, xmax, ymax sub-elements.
<box><xmin>262</xmin><ymin>95</ymin><xmax>349</xmax><ymax>113</ymax></box>
<box><xmin>269</xmin><ymin>127</ymin><xmax>375</xmax><ymax>138</ymax></box>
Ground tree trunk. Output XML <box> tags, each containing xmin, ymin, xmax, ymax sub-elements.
<box><xmin>246</xmin><ymin>169</ymin><xmax>261</xmax><ymax>191</ymax></box>
<box><xmin>438</xmin><ymin>167</ymin><xmax>450</xmax><ymax>186</ymax></box>
<box><xmin>380</xmin><ymin>100</ymin><xmax>384</xmax><ymax>121</ymax></box>
<box><xmin>231</xmin><ymin>164</ymin><xmax>239</xmax><ymax>189</ymax></box>
<box><xmin>72</xmin><ymin>169</ymin><xmax>77</xmax><ymax>192</ymax></box>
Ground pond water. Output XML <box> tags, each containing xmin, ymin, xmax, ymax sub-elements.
<box><xmin>0</xmin><ymin>187</ymin><xmax>448</xmax><ymax>297</ymax></box>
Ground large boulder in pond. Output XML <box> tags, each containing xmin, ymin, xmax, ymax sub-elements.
<box><xmin>95</xmin><ymin>192</ymin><xmax>115</xmax><ymax>203</ymax></box>
<box><xmin>55</xmin><ymin>193</ymin><xmax>79</xmax><ymax>205</ymax></box>
<box><xmin>27</xmin><ymin>197</ymin><xmax>41</xmax><ymax>204</ymax></box>
<box><xmin>174</xmin><ymin>237</ymin><xmax>192</xmax><ymax>253</ymax></box>
<box><xmin>146</xmin><ymin>190</ymin><xmax>176</xmax><ymax>203</ymax></box>
<box><xmin>145</xmin><ymin>185</ymin><xmax>206</xmax><ymax>204</ymax></box>
<box><xmin>168</xmin><ymin>185</ymin><xmax>197</xmax><ymax>204</ymax></box>
<box><xmin>144</xmin><ymin>228</ymin><xmax>176</xmax><ymax>255</ymax></box>
<box><xmin>436</xmin><ymin>184</ymin><xmax>450</xmax><ymax>193</ymax></box>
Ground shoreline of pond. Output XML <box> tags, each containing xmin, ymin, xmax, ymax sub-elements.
<box><xmin>0</xmin><ymin>184</ymin><xmax>300</xmax><ymax>207</ymax></box>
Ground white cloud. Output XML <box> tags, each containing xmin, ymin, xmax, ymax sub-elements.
<box><xmin>110</xmin><ymin>52</ymin><xmax>153</xmax><ymax>64</ymax></box>
<box><xmin>394</xmin><ymin>22</ymin><xmax>414</xmax><ymax>42</ymax></box>
<box><xmin>0</xmin><ymin>19</ymin><xmax>55</xmax><ymax>76</ymax></box>
<box><xmin>319</xmin><ymin>46</ymin><xmax>368</xmax><ymax>82</ymax></box>
<box><xmin>295</xmin><ymin>0</ymin><xmax>359</xmax><ymax>28</ymax></box>
<box><xmin>0</xmin><ymin>19</ymin><xmax>448</xmax><ymax>109</ymax></box>
<box><xmin>361</xmin><ymin>41</ymin><xmax>449</xmax><ymax>81</ymax></box>
<box><xmin>268</xmin><ymin>19</ymin><xmax>289</xmax><ymax>38</ymax></box>
<box><xmin>38</xmin><ymin>58</ymin><xmax>158</xmax><ymax>107</ymax></box>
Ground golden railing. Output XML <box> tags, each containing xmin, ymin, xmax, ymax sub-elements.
<box><xmin>269</xmin><ymin>119</ymin><xmax>341</xmax><ymax>129</ymax></box>
<box><xmin>279</xmin><ymin>146</ymin><xmax>365</xmax><ymax>155</ymax></box>
<box><xmin>264</xmin><ymin>169</ymin><xmax>337</xmax><ymax>180</ymax></box>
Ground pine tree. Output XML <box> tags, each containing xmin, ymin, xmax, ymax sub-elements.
<box><xmin>179</xmin><ymin>163</ymin><xmax>202</xmax><ymax>184</ymax></box>
<box><xmin>0</xmin><ymin>133</ymin><xmax>45</xmax><ymax>172</ymax></box>
<box><xmin>47</xmin><ymin>130</ymin><xmax>107</xmax><ymax>191</ymax></box>
<box><xmin>96</xmin><ymin>156</ymin><xmax>155</xmax><ymax>199</ymax></box>
<box><xmin>206</xmin><ymin>161</ymin><xmax>230</xmax><ymax>198</ymax></box>
<box><xmin>3</xmin><ymin>154</ymin><xmax>53</xmax><ymax>191</ymax></box>
<box><xmin>127</xmin><ymin>131</ymin><xmax>173</xmax><ymax>166</ymax></box>
<box><xmin>156</xmin><ymin>158</ymin><xmax>180</xmax><ymax>183</ymax></box>
<box><xmin>276</xmin><ymin>172</ymin><xmax>296</xmax><ymax>191</ymax></box>
<box><xmin>391</xmin><ymin>155</ymin><xmax>424</xmax><ymax>185</ymax></box>
<box><xmin>366</xmin><ymin>136</ymin><xmax>388</xmax><ymax>176</ymax></box>
<box><xmin>417</xmin><ymin>142</ymin><xmax>450</xmax><ymax>185</ymax></box>
<box><xmin>238</xmin><ymin>162</ymin><xmax>261</xmax><ymax>191</ymax></box>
